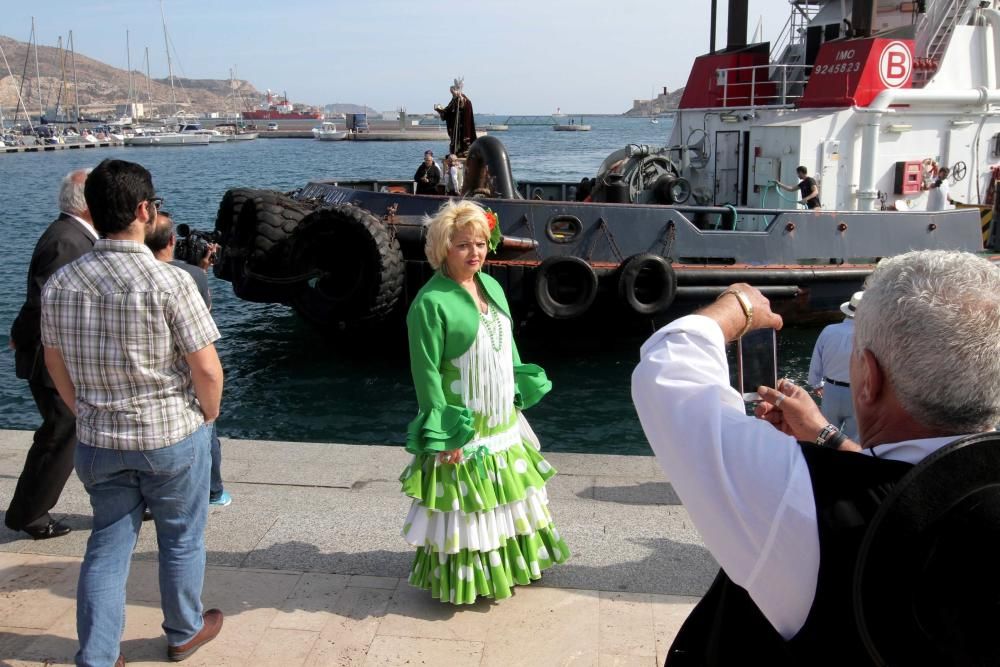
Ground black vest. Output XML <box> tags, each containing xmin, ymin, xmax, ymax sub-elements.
<box><xmin>666</xmin><ymin>444</ymin><xmax>913</xmax><ymax>666</ymax></box>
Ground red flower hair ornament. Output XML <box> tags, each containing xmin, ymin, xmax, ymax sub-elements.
<box><xmin>483</xmin><ymin>208</ymin><xmax>502</xmax><ymax>253</ymax></box>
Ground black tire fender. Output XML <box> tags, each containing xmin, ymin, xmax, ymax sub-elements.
<box><xmin>213</xmin><ymin>188</ymin><xmax>257</xmax><ymax>280</ymax></box>
<box><xmin>290</xmin><ymin>203</ymin><xmax>405</xmax><ymax>324</ymax></box>
<box><xmin>617</xmin><ymin>253</ymin><xmax>677</xmax><ymax>316</ymax></box>
<box><xmin>533</xmin><ymin>256</ymin><xmax>599</xmax><ymax>320</ymax></box>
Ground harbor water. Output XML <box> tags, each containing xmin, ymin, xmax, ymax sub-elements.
<box><xmin>0</xmin><ymin>116</ymin><xmax>822</xmax><ymax>455</ymax></box>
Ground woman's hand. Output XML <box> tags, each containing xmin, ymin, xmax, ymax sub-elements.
<box><xmin>437</xmin><ymin>449</ymin><xmax>463</xmax><ymax>465</ymax></box>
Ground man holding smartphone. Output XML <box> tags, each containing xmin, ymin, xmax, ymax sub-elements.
<box><xmin>632</xmin><ymin>250</ymin><xmax>1000</xmax><ymax>665</ymax></box>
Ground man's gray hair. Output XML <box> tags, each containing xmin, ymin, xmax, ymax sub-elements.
<box><xmin>58</xmin><ymin>168</ymin><xmax>92</xmax><ymax>214</ymax></box>
<box><xmin>854</xmin><ymin>250</ymin><xmax>1000</xmax><ymax>432</ymax></box>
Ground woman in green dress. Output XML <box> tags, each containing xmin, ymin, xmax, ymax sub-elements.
<box><xmin>400</xmin><ymin>200</ymin><xmax>570</xmax><ymax>604</ymax></box>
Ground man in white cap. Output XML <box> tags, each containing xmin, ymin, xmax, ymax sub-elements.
<box><xmin>807</xmin><ymin>291</ymin><xmax>862</xmax><ymax>440</ymax></box>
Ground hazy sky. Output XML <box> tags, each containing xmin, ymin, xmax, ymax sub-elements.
<box><xmin>3</xmin><ymin>0</ymin><xmax>791</xmax><ymax>114</ymax></box>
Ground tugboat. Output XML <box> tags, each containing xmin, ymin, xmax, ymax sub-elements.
<box><xmin>212</xmin><ymin>0</ymin><xmax>1000</xmax><ymax>337</ymax></box>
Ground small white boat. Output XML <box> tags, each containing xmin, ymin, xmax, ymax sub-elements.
<box><xmin>650</xmin><ymin>118</ymin><xmax>659</xmax><ymax>125</ymax></box>
<box><xmin>312</xmin><ymin>122</ymin><xmax>348</xmax><ymax>141</ymax></box>
<box><xmin>180</xmin><ymin>123</ymin><xmax>230</xmax><ymax>142</ymax></box>
<box><xmin>125</xmin><ymin>132</ymin><xmax>210</xmax><ymax>146</ymax></box>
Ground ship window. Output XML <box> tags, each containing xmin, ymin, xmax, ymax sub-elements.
<box><xmin>546</xmin><ymin>216</ymin><xmax>582</xmax><ymax>243</ymax></box>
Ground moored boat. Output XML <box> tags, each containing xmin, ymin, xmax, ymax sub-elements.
<box><xmin>311</xmin><ymin>122</ymin><xmax>348</xmax><ymax>141</ymax></box>
<box><xmin>208</xmin><ymin>0</ymin><xmax>1000</xmax><ymax>339</ymax></box>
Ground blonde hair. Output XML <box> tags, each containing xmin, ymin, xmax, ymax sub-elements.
<box><xmin>424</xmin><ymin>200</ymin><xmax>491</xmax><ymax>271</ymax></box>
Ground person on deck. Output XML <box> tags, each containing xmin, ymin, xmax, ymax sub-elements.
<box><xmin>434</xmin><ymin>78</ymin><xmax>477</xmax><ymax>157</ymax></box>
<box><xmin>777</xmin><ymin>166</ymin><xmax>821</xmax><ymax>209</ymax></box>
<box><xmin>414</xmin><ymin>150</ymin><xmax>442</xmax><ymax>195</ymax></box>
<box><xmin>927</xmin><ymin>166</ymin><xmax>952</xmax><ymax>211</ymax></box>
<box><xmin>400</xmin><ymin>200</ymin><xmax>569</xmax><ymax>604</ymax></box>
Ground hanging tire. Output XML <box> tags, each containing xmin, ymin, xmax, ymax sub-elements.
<box><xmin>533</xmin><ymin>256</ymin><xmax>599</xmax><ymax>319</ymax></box>
<box><xmin>230</xmin><ymin>191</ymin><xmax>316</xmax><ymax>303</ymax></box>
<box><xmin>617</xmin><ymin>253</ymin><xmax>676</xmax><ymax>316</ymax></box>
<box><xmin>289</xmin><ymin>204</ymin><xmax>405</xmax><ymax>328</ymax></box>
<box><xmin>213</xmin><ymin>188</ymin><xmax>257</xmax><ymax>280</ymax></box>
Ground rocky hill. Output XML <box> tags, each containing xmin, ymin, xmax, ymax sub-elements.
<box><xmin>0</xmin><ymin>34</ymin><xmax>258</xmax><ymax>118</ymax></box>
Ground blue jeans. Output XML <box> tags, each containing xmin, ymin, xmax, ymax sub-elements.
<box><xmin>821</xmin><ymin>384</ymin><xmax>858</xmax><ymax>440</ymax></box>
<box><xmin>209</xmin><ymin>423</ymin><xmax>224</xmax><ymax>500</ymax></box>
<box><xmin>74</xmin><ymin>425</ymin><xmax>211</xmax><ymax>667</ymax></box>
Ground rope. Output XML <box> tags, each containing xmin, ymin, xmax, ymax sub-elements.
<box><xmin>766</xmin><ymin>181</ymin><xmax>806</xmax><ymax>206</ymax></box>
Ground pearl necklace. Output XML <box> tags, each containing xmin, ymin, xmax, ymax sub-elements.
<box><xmin>479</xmin><ymin>303</ymin><xmax>503</xmax><ymax>352</ymax></box>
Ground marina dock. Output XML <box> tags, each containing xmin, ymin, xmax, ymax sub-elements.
<box><xmin>1</xmin><ymin>141</ymin><xmax>123</xmax><ymax>154</ymax></box>
<box><xmin>0</xmin><ymin>428</ymin><xmax>707</xmax><ymax>666</ymax></box>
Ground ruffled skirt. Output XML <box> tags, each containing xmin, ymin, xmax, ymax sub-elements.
<box><xmin>400</xmin><ymin>420</ymin><xmax>570</xmax><ymax>604</ymax></box>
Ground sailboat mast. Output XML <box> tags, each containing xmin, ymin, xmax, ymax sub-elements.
<box><xmin>31</xmin><ymin>18</ymin><xmax>44</xmax><ymax>120</ymax></box>
<box><xmin>69</xmin><ymin>30</ymin><xmax>81</xmax><ymax>121</ymax></box>
<box><xmin>126</xmin><ymin>29</ymin><xmax>134</xmax><ymax>115</ymax></box>
<box><xmin>160</xmin><ymin>0</ymin><xmax>177</xmax><ymax>116</ymax></box>
<box><xmin>145</xmin><ymin>46</ymin><xmax>153</xmax><ymax>111</ymax></box>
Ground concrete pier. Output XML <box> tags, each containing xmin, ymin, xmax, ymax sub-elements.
<box><xmin>0</xmin><ymin>429</ymin><xmax>711</xmax><ymax>665</ymax></box>
<box><xmin>1</xmin><ymin>141</ymin><xmax>123</xmax><ymax>154</ymax></box>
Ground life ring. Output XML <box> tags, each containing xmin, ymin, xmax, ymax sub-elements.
<box><xmin>289</xmin><ymin>203</ymin><xmax>405</xmax><ymax>327</ymax></box>
<box><xmin>617</xmin><ymin>253</ymin><xmax>676</xmax><ymax>315</ymax></box>
<box><xmin>533</xmin><ymin>256</ymin><xmax>599</xmax><ymax>319</ymax></box>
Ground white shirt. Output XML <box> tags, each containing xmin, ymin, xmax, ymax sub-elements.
<box><xmin>446</xmin><ymin>165</ymin><xmax>460</xmax><ymax>192</ymax></box>
<box><xmin>63</xmin><ymin>211</ymin><xmax>99</xmax><ymax>240</ymax></box>
<box><xmin>807</xmin><ymin>318</ymin><xmax>854</xmax><ymax>387</ymax></box>
<box><xmin>631</xmin><ymin>315</ymin><xmax>957</xmax><ymax>639</ymax></box>
<box><xmin>927</xmin><ymin>180</ymin><xmax>950</xmax><ymax>211</ymax></box>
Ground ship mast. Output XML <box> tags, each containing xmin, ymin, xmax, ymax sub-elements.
<box><xmin>144</xmin><ymin>46</ymin><xmax>153</xmax><ymax>112</ymax></box>
<box><xmin>0</xmin><ymin>39</ymin><xmax>34</xmax><ymax>130</ymax></box>
<box><xmin>160</xmin><ymin>0</ymin><xmax>178</xmax><ymax>118</ymax></box>
<box><xmin>69</xmin><ymin>30</ymin><xmax>81</xmax><ymax>122</ymax></box>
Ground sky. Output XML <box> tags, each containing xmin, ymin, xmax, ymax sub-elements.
<box><xmin>2</xmin><ymin>0</ymin><xmax>791</xmax><ymax>115</ymax></box>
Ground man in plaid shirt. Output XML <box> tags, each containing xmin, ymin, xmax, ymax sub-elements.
<box><xmin>41</xmin><ymin>159</ymin><xmax>225</xmax><ymax>666</ymax></box>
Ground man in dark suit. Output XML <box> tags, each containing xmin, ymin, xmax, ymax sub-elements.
<box><xmin>6</xmin><ymin>168</ymin><xmax>97</xmax><ymax>539</ymax></box>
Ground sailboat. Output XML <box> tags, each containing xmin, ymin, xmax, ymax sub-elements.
<box><xmin>125</xmin><ymin>2</ymin><xmax>208</xmax><ymax>146</ymax></box>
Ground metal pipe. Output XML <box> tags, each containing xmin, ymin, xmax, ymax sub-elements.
<box><xmin>676</xmin><ymin>285</ymin><xmax>800</xmax><ymax>299</ymax></box>
<box><xmin>982</xmin><ymin>8</ymin><xmax>1000</xmax><ymax>89</ymax></box>
<box><xmin>727</xmin><ymin>0</ymin><xmax>748</xmax><ymax>49</ymax></box>
<box><xmin>710</xmin><ymin>0</ymin><xmax>718</xmax><ymax>53</ymax></box>
<box><xmin>676</xmin><ymin>268</ymin><xmax>872</xmax><ymax>284</ymax></box>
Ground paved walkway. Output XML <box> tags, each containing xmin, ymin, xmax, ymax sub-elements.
<box><xmin>0</xmin><ymin>429</ymin><xmax>711</xmax><ymax>666</ymax></box>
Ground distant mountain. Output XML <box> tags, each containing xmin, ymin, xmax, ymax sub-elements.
<box><xmin>324</xmin><ymin>103</ymin><xmax>380</xmax><ymax>116</ymax></box>
<box><xmin>0</xmin><ymin>34</ymin><xmax>258</xmax><ymax>118</ymax></box>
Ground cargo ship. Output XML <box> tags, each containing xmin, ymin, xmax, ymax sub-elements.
<box><xmin>241</xmin><ymin>90</ymin><xmax>324</xmax><ymax>121</ymax></box>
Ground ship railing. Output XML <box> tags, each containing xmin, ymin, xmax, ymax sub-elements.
<box><xmin>771</xmin><ymin>1</ymin><xmax>820</xmax><ymax>67</ymax></box>
<box><xmin>717</xmin><ymin>64</ymin><xmax>806</xmax><ymax>107</ymax></box>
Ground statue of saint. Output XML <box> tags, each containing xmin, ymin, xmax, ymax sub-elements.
<box><xmin>434</xmin><ymin>78</ymin><xmax>477</xmax><ymax>157</ymax></box>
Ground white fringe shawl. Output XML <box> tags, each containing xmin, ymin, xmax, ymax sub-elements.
<box><xmin>453</xmin><ymin>304</ymin><xmax>515</xmax><ymax>431</ymax></box>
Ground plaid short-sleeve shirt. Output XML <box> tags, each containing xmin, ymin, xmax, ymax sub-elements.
<box><xmin>41</xmin><ymin>239</ymin><xmax>220</xmax><ymax>450</ymax></box>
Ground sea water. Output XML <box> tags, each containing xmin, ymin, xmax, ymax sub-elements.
<box><xmin>0</xmin><ymin>117</ymin><xmax>821</xmax><ymax>454</ymax></box>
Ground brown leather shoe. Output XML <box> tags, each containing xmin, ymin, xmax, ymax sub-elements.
<box><xmin>115</xmin><ymin>655</ymin><xmax>125</xmax><ymax>667</ymax></box>
<box><xmin>166</xmin><ymin>609</ymin><xmax>223</xmax><ymax>662</ymax></box>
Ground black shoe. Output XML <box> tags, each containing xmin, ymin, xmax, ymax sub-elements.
<box><xmin>142</xmin><ymin>508</ymin><xmax>154</xmax><ymax>522</ymax></box>
<box><xmin>23</xmin><ymin>519</ymin><xmax>71</xmax><ymax>540</ymax></box>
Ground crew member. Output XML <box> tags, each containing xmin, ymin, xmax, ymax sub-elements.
<box><xmin>927</xmin><ymin>166</ymin><xmax>952</xmax><ymax>211</ymax></box>
<box><xmin>777</xmin><ymin>166</ymin><xmax>821</xmax><ymax>209</ymax></box>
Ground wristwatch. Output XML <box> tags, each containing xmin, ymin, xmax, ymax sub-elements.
<box><xmin>815</xmin><ymin>424</ymin><xmax>847</xmax><ymax>449</ymax></box>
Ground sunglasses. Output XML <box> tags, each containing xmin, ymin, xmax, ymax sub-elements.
<box><xmin>149</xmin><ymin>197</ymin><xmax>164</xmax><ymax>211</ymax></box>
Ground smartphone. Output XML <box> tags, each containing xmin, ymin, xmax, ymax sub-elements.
<box><xmin>736</xmin><ymin>328</ymin><xmax>777</xmax><ymax>402</ymax></box>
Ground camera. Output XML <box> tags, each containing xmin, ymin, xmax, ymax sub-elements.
<box><xmin>174</xmin><ymin>223</ymin><xmax>222</xmax><ymax>266</ymax></box>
